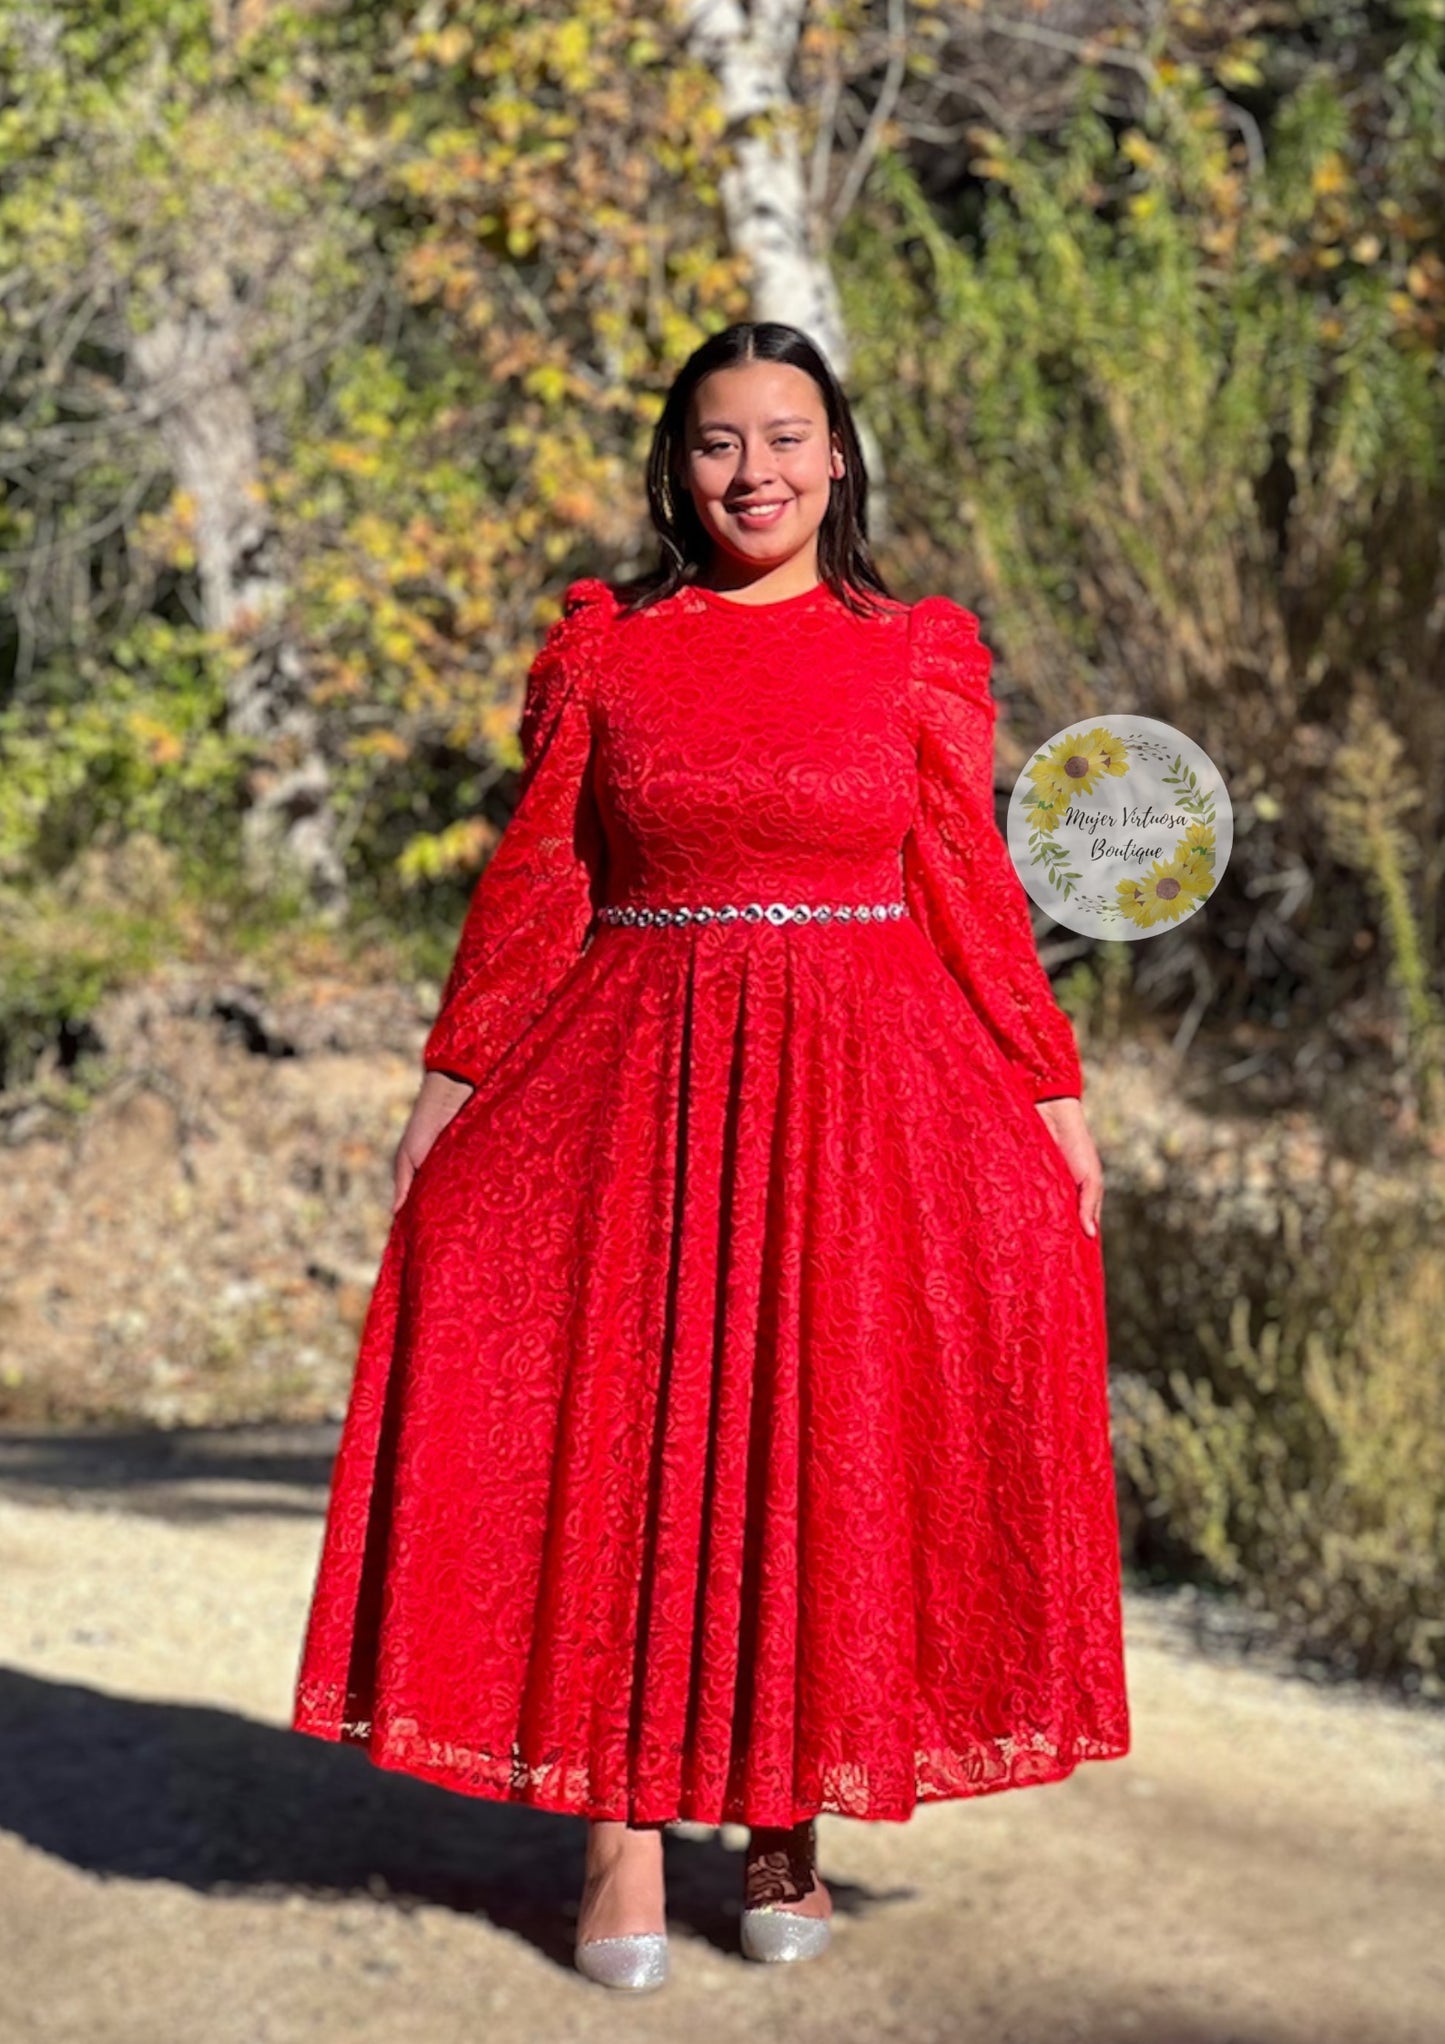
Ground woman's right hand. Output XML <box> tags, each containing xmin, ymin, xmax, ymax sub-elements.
<box><xmin>392</xmin><ymin>1069</ymin><xmax>476</xmax><ymax>1214</ymax></box>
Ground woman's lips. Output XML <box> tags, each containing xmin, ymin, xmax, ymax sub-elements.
<box><xmin>731</xmin><ymin>501</ymin><xmax>789</xmax><ymax>526</ymax></box>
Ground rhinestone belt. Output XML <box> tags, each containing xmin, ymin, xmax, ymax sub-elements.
<box><xmin>596</xmin><ymin>897</ymin><xmax>908</xmax><ymax>928</ymax></box>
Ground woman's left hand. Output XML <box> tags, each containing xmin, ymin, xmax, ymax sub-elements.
<box><xmin>1034</xmin><ymin>1096</ymin><xmax>1104</xmax><ymax>1239</ymax></box>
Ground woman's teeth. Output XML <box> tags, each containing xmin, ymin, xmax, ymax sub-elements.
<box><xmin>734</xmin><ymin>502</ymin><xmax>787</xmax><ymax>525</ymax></box>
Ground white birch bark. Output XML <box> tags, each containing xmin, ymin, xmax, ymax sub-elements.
<box><xmin>678</xmin><ymin>0</ymin><xmax>890</xmax><ymax>533</ymax></box>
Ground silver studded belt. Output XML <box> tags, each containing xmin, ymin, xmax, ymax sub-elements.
<box><xmin>596</xmin><ymin>898</ymin><xmax>908</xmax><ymax>928</ymax></box>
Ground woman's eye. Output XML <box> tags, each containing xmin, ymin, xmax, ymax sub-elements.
<box><xmin>701</xmin><ymin>437</ymin><xmax>801</xmax><ymax>454</ymax></box>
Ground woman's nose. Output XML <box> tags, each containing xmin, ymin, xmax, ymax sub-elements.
<box><xmin>733</xmin><ymin>441</ymin><xmax>777</xmax><ymax>485</ymax></box>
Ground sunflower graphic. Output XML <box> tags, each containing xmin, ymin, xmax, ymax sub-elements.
<box><xmin>1118</xmin><ymin>847</ymin><xmax>1215</xmax><ymax>928</ymax></box>
<box><xmin>1173</xmin><ymin>846</ymin><xmax>1216</xmax><ymax>899</ymax></box>
<box><xmin>1022</xmin><ymin>781</ymin><xmax>1072</xmax><ymax>831</ymax></box>
<box><xmin>1179</xmin><ymin>849</ymin><xmax>1214</xmax><ymax>885</ymax></box>
<box><xmin>1027</xmin><ymin>726</ymin><xmax>1131</xmax><ymax>831</ymax></box>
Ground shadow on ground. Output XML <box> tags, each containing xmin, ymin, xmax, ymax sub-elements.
<box><xmin>0</xmin><ymin>1666</ymin><xmax>1300</xmax><ymax>2040</ymax></box>
<box><xmin>0</xmin><ymin>1423</ymin><xmax>338</xmax><ymax>1523</ymax></box>
<box><xmin>0</xmin><ymin>1667</ymin><xmax>895</xmax><ymax>1969</ymax></box>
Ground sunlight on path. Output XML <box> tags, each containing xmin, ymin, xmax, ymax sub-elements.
<box><xmin>1</xmin><ymin>1460</ymin><xmax>1441</xmax><ymax>2044</ymax></box>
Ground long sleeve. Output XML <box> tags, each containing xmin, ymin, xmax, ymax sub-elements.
<box><xmin>422</xmin><ymin>577</ymin><xmax>614</xmax><ymax>1090</ymax></box>
<box><xmin>902</xmin><ymin>595</ymin><xmax>1084</xmax><ymax>1104</ymax></box>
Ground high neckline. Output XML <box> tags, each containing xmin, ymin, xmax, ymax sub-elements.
<box><xmin>685</xmin><ymin>578</ymin><xmax>834</xmax><ymax>614</ymax></box>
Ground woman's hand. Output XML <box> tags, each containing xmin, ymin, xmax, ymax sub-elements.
<box><xmin>1034</xmin><ymin>1096</ymin><xmax>1104</xmax><ymax>1239</ymax></box>
<box><xmin>392</xmin><ymin>1070</ymin><xmax>476</xmax><ymax>1215</ymax></box>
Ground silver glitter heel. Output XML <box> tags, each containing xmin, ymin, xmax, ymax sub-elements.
<box><xmin>740</xmin><ymin>1905</ymin><xmax>832</xmax><ymax>1964</ymax></box>
<box><xmin>740</xmin><ymin>1819</ymin><xmax>832</xmax><ymax>1963</ymax></box>
<box><xmin>573</xmin><ymin>1931</ymin><xmax>669</xmax><ymax>1992</ymax></box>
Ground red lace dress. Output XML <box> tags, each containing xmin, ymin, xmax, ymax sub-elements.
<box><xmin>290</xmin><ymin>575</ymin><xmax>1131</xmax><ymax>1825</ymax></box>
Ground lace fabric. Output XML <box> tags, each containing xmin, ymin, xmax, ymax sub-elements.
<box><xmin>904</xmin><ymin>596</ymin><xmax>1084</xmax><ymax>1103</ymax></box>
<box><xmin>744</xmin><ymin>1821</ymin><xmax>821</xmax><ymax>1909</ymax></box>
<box><xmin>291</xmin><ymin>575</ymin><xmax>1130</xmax><ymax>1826</ymax></box>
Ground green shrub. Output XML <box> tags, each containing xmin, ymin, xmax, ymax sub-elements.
<box><xmin>1113</xmin><ymin>1166</ymin><xmax>1445</xmax><ymax>1694</ymax></box>
<box><xmin>0</xmin><ymin>623</ymin><xmax>248</xmax><ymax>886</ymax></box>
<box><xmin>0</xmin><ymin>837</ymin><xmax>189</xmax><ymax>1088</ymax></box>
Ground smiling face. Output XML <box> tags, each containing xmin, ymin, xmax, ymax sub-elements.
<box><xmin>678</xmin><ymin>359</ymin><xmax>845</xmax><ymax>588</ymax></box>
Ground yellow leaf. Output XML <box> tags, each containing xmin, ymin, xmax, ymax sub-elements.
<box><xmin>524</xmin><ymin>363</ymin><xmax>571</xmax><ymax>405</ymax></box>
<box><xmin>352</xmin><ymin>731</ymin><xmax>411</xmax><ymax>763</ymax></box>
<box><xmin>126</xmin><ymin>713</ymin><xmax>184</xmax><ymax>767</ymax></box>
<box><xmin>1217</xmin><ymin>55</ymin><xmax>1264</xmax><ymax>87</ymax></box>
<box><xmin>431</xmin><ymin>25</ymin><xmax>470</xmax><ymax>65</ymax></box>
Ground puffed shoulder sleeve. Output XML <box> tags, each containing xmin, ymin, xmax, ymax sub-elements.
<box><xmin>902</xmin><ymin>596</ymin><xmax>1084</xmax><ymax>1104</ymax></box>
<box><xmin>421</xmin><ymin>576</ymin><xmax>615</xmax><ymax>1089</ymax></box>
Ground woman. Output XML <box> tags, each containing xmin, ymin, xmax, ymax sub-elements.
<box><xmin>290</xmin><ymin>321</ymin><xmax>1130</xmax><ymax>1993</ymax></box>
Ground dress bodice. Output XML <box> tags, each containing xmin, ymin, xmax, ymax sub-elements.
<box><xmin>421</xmin><ymin>573</ymin><xmax>1085</xmax><ymax>1106</ymax></box>
<box><xmin>588</xmin><ymin>580</ymin><xmax>916</xmax><ymax>908</ymax></box>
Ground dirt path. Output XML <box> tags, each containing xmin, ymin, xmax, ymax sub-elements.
<box><xmin>0</xmin><ymin>1425</ymin><xmax>1441</xmax><ymax>2044</ymax></box>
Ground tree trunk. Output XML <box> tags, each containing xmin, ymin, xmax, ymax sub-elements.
<box><xmin>679</xmin><ymin>0</ymin><xmax>890</xmax><ymax>536</ymax></box>
<box><xmin>131</xmin><ymin>308</ymin><xmax>347</xmax><ymax>913</ymax></box>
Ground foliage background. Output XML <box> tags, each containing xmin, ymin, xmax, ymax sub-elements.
<box><xmin>2</xmin><ymin>0</ymin><xmax>1443</xmax><ymax>1692</ymax></box>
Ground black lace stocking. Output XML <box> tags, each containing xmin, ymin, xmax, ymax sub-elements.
<box><xmin>744</xmin><ymin>1819</ymin><xmax>818</xmax><ymax>1907</ymax></box>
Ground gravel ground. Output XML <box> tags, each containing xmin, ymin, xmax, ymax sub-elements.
<box><xmin>1</xmin><ymin>1424</ymin><xmax>1442</xmax><ymax>2044</ymax></box>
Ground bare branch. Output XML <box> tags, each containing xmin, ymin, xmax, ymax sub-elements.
<box><xmin>807</xmin><ymin>21</ymin><xmax>843</xmax><ymax>217</ymax></box>
<box><xmin>824</xmin><ymin>0</ymin><xmax>910</xmax><ymax>244</ymax></box>
<box><xmin>967</xmin><ymin>10</ymin><xmax>1157</xmax><ymax>86</ymax></box>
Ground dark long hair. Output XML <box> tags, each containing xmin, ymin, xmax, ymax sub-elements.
<box><xmin>612</xmin><ymin>322</ymin><xmax>896</xmax><ymax>619</ymax></box>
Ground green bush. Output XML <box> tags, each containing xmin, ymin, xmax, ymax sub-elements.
<box><xmin>1113</xmin><ymin>1167</ymin><xmax>1445</xmax><ymax>1694</ymax></box>
<box><xmin>0</xmin><ymin>622</ymin><xmax>248</xmax><ymax>886</ymax></box>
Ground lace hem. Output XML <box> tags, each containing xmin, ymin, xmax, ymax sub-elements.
<box><xmin>291</xmin><ymin>1685</ymin><xmax>1130</xmax><ymax>1827</ymax></box>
